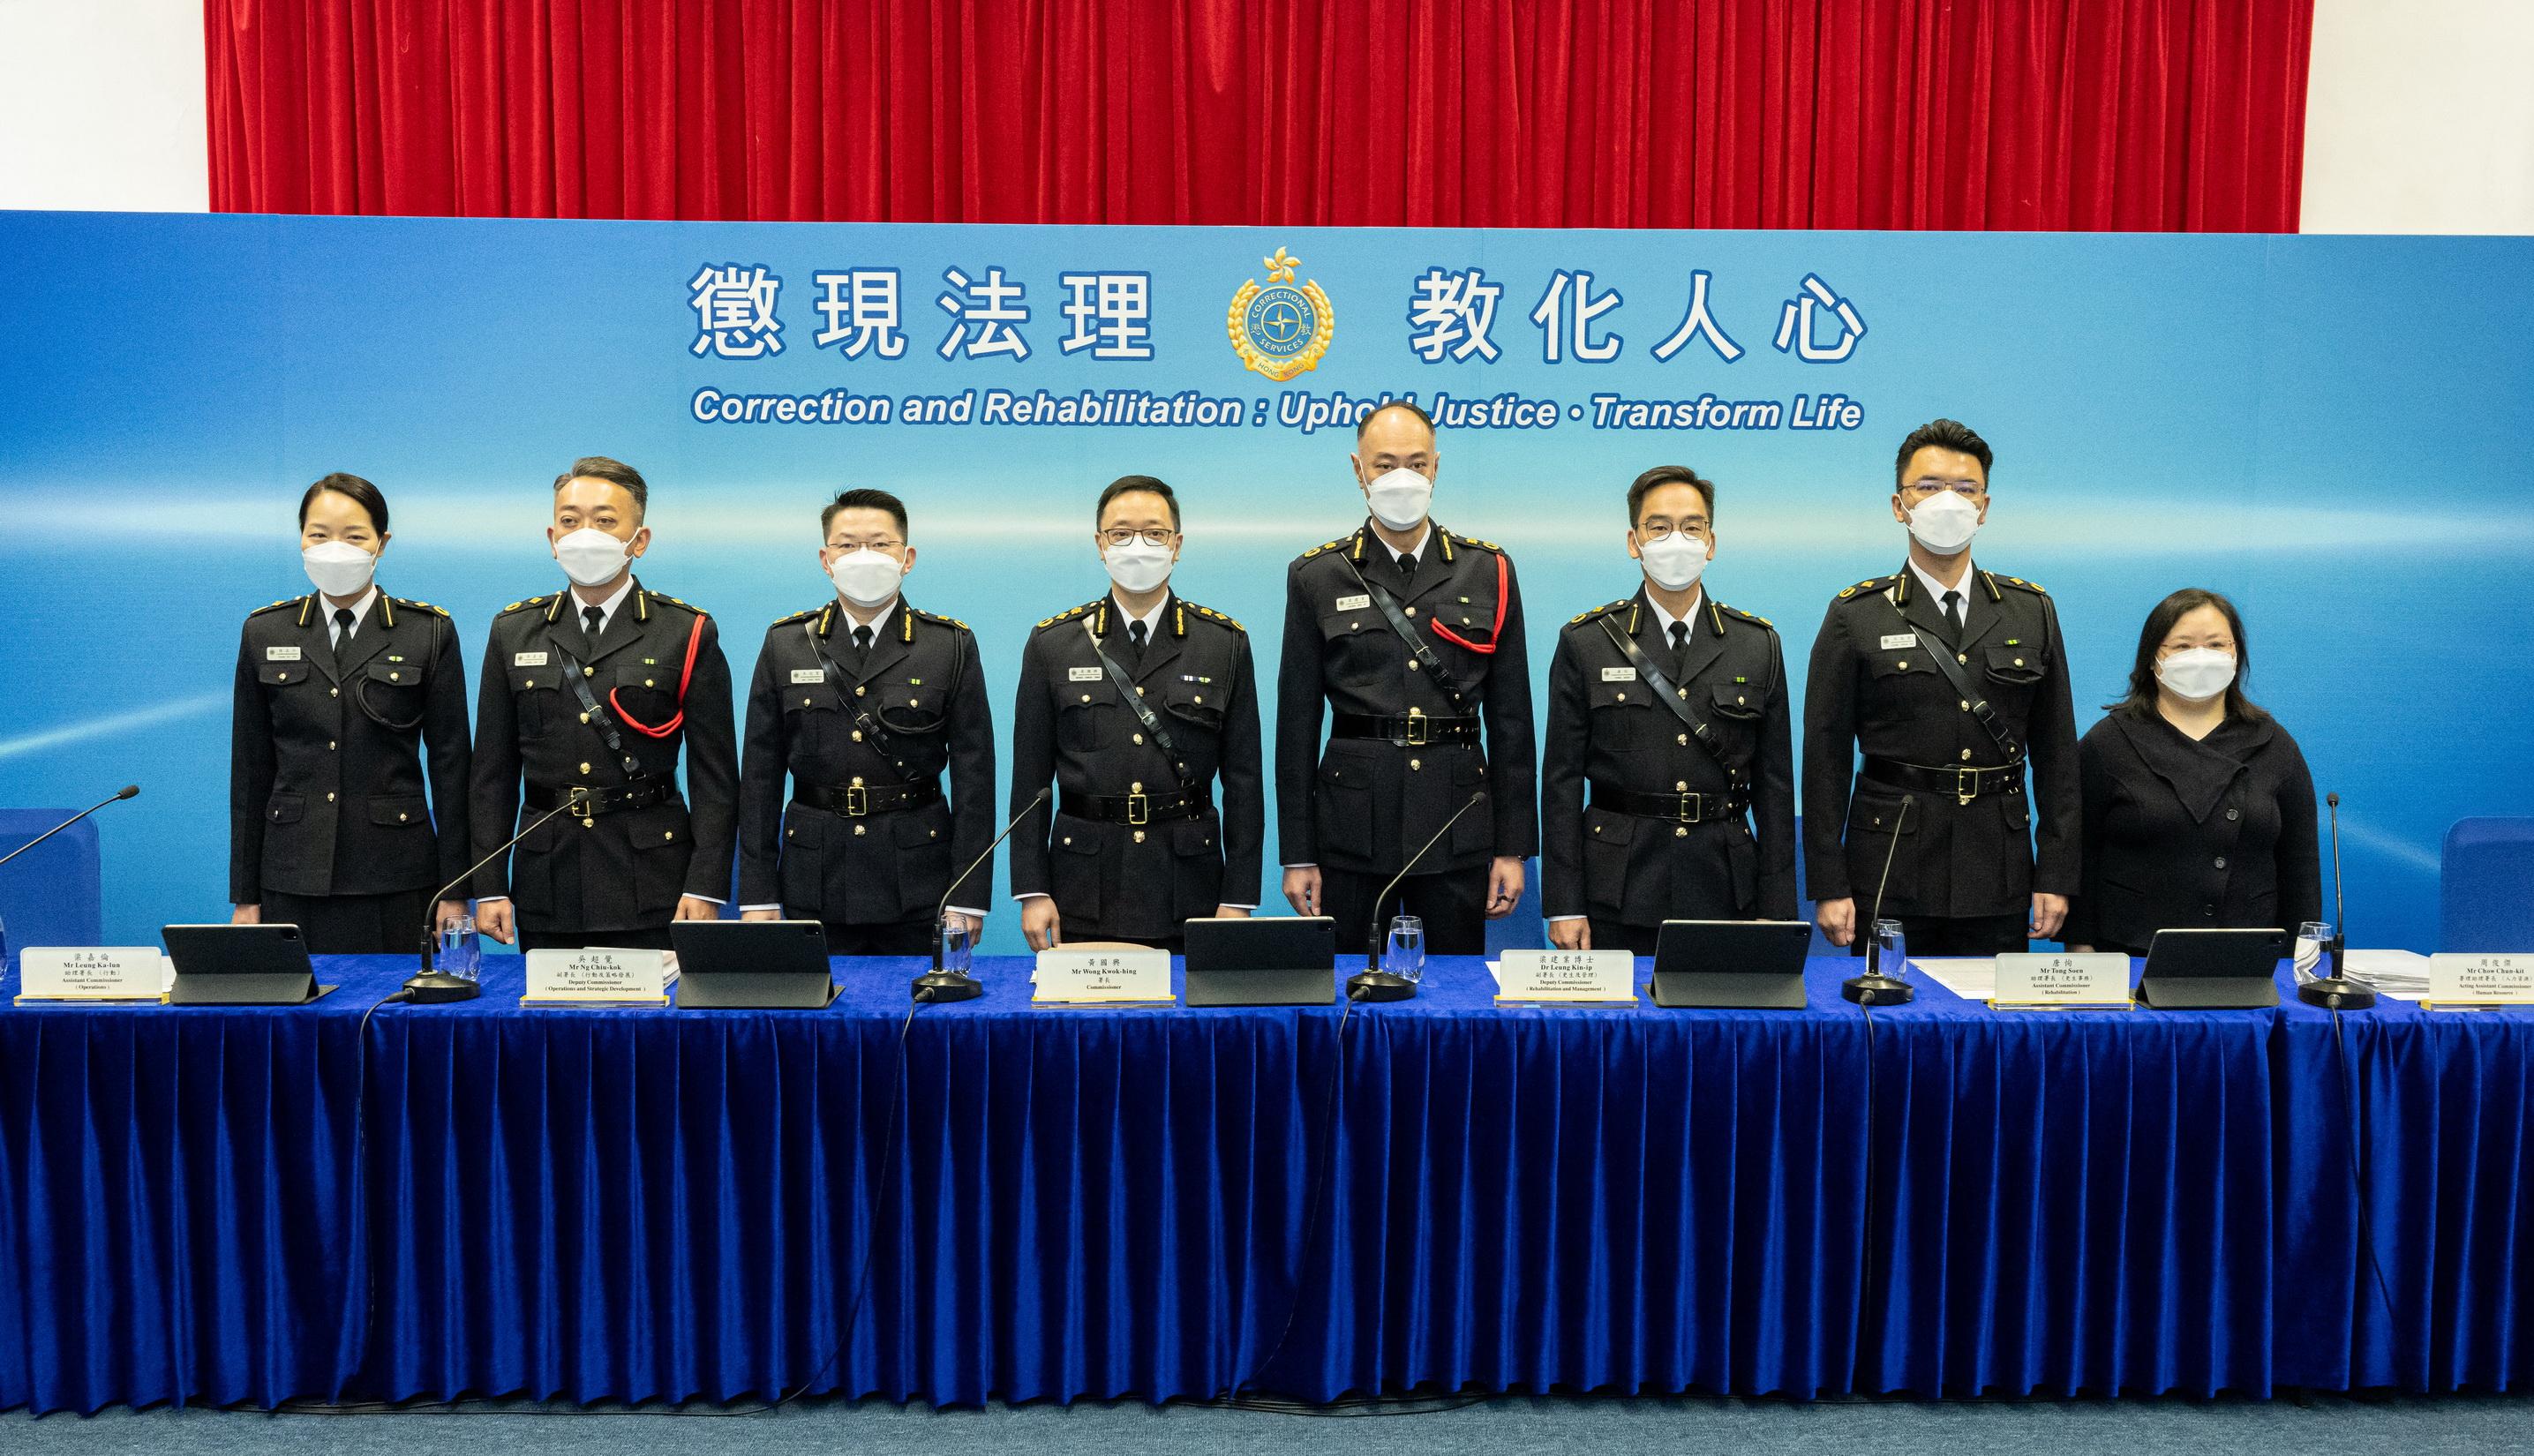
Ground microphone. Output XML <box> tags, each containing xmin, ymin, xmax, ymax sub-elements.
<box><xmin>405</xmin><ymin>788</ymin><xmax>590</xmax><ymax>1003</ymax></box>
<box><xmin>0</xmin><ymin>785</ymin><xmax>139</xmax><ymax>872</ymax></box>
<box><xmin>1842</xmin><ymin>793</ymin><xmax>1916</xmax><ymax>1005</ymax></box>
<box><xmin>2297</xmin><ymin>791</ymin><xmax>2377</xmax><ymax>1010</ymax></box>
<box><xmin>1346</xmin><ymin>789</ymin><xmax>1490</xmax><ymax>1003</ymax></box>
<box><xmin>913</xmin><ymin>787</ymin><xmax>1050</xmax><ymax>1003</ymax></box>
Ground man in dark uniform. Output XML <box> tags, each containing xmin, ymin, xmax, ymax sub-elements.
<box><xmin>1802</xmin><ymin>419</ymin><xmax>2079</xmax><ymax>957</ymax></box>
<box><xmin>470</xmin><ymin>457</ymin><xmax>739</xmax><ymax>952</ymax></box>
<box><xmin>1009</xmin><ymin>476</ymin><xmax>1263</xmax><ymax>953</ymax></box>
<box><xmin>1276</xmin><ymin>399</ymin><xmax>1536</xmax><ymax>956</ymax></box>
<box><xmin>1541</xmin><ymin>466</ymin><xmax>1795</xmax><ymax>955</ymax></box>
<box><xmin>736</xmin><ymin>488</ymin><xmax>995</xmax><ymax>954</ymax></box>
<box><xmin>230</xmin><ymin>474</ymin><xmax>471</xmax><ymax>953</ymax></box>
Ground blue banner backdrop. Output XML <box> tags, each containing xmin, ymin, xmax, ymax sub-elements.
<box><xmin>1</xmin><ymin>213</ymin><xmax>2529</xmax><ymax>954</ymax></box>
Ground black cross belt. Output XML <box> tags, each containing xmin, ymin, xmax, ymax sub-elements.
<box><xmin>1861</xmin><ymin>755</ymin><xmax>2026</xmax><ymax>804</ymax></box>
<box><xmin>795</xmin><ymin>779</ymin><xmax>942</xmax><ymax>817</ymax></box>
<box><xmin>1059</xmin><ymin>786</ymin><xmax>1207</xmax><ymax>826</ymax></box>
<box><xmin>525</xmin><ymin>776</ymin><xmax>680</xmax><ymax>818</ymax></box>
<box><xmin>1332</xmin><ymin>711</ymin><xmax>1481</xmax><ymax>746</ymax></box>
<box><xmin>1589</xmin><ymin>781</ymin><xmax>1749</xmax><ymax>823</ymax></box>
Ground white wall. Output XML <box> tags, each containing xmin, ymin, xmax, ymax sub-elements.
<box><xmin>0</xmin><ymin>0</ymin><xmax>207</xmax><ymax>212</ymax></box>
<box><xmin>2299</xmin><ymin>0</ymin><xmax>2534</xmax><ymax>233</ymax></box>
<box><xmin>1</xmin><ymin>0</ymin><xmax>2530</xmax><ymax>233</ymax></box>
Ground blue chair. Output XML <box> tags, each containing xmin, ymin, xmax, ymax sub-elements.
<box><xmin>0</xmin><ymin>810</ymin><xmax>107</xmax><ymax>965</ymax></box>
<box><xmin>2441</xmin><ymin>817</ymin><xmax>2534</xmax><ymax>952</ymax></box>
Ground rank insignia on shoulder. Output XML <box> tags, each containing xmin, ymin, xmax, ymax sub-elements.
<box><xmin>1300</xmin><ymin>537</ymin><xmax>1347</xmax><ymax>560</ymax></box>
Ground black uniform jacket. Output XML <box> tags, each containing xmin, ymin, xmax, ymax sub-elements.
<box><xmin>1541</xmin><ymin>588</ymin><xmax>1797</xmax><ymax>925</ymax></box>
<box><xmin>1274</xmin><ymin>521</ymin><xmax>1538</xmax><ymax>876</ymax></box>
<box><xmin>229</xmin><ymin>590</ymin><xmax>470</xmax><ymax>903</ymax></box>
<box><xmin>1801</xmin><ymin>565</ymin><xmax>2079</xmax><ymax>919</ymax></box>
<box><xmin>737</xmin><ymin>597</ymin><xmax>996</xmax><ymax>924</ymax></box>
<box><xmin>469</xmin><ymin>581</ymin><xmax>738</xmax><ymax>933</ymax></box>
<box><xmin>1008</xmin><ymin>592</ymin><xmax>1264</xmax><ymax>940</ymax></box>
<box><xmin>2068</xmin><ymin>709</ymin><xmax>2320</xmax><ymax>952</ymax></box>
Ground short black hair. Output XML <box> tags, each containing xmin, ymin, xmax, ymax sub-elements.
<box><xmin>554</xmin><ymin>456</ymin><xmax>649</xmax><ymax>515</ymax></box>
<box><xmin>1894</xmin><ymin>418</ymin><xmax>1993</xmax><ymax>490</ymax></box>
<box><xmin>1626</xmin><ymin>465</ymin><xmax>1716</xmax><ymax>527</ymax></box>
<box><xmin>299</xmin><ymin>472</ymin><xmax>388</xmax><ymax>535</ymax></box>
<box><xmin>823</xmin><ymin>487</ymin><xmax>909</xmax><ymax>539</ymax></box>
<box><xmin>1355</xmin><ymin>398</ymin><xmax>1435</xmax><ymax>440</ymax></box>
<box><xmin>2108</xmin><ymin>587</ymin><xmax>2268</xmax><ymax>723</ymax></box>
<box><xmin>1095</xmin><ymin>475</ymin><xmax>1180</xmax><ymax>531</ymax></box>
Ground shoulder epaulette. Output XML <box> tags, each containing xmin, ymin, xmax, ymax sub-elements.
<box><xmin>248</xmin><ymin>597</ymin><xmax>302</xmax><ymax>619</ymax></box>
<box><xmin>1298</xmin><ymin>537</ymin><xmax>1348</xmax><ymax>561</ymax></box>
<box><xmin>1833</xmin><ymin>574</ymin><xmax>1896</xmax><ymax>602</ymax></box>
<box><xmin>644</xmin><ymin>589</ymin><xmax>707</xmax><ymax>615</ymax></box>
<box><xmin>1997</xmin><ymin>574</ymin><xmax>2048</xmax><ymax>595</ymax></box>
<box><xmin>912</xmin><ymin>606</ymin><xmax>970</xmax><ymax>632</ymax></box>
<box><xmin>498</xmin><ymin>595</ymin><xmax>552</xmax><ymax>616</ymax></box>
<box><xmin>1568</xmin><ymin>598</ymin><xmax>1629</xmax><ymax>626</ymax></box>
<box><xmin>1184</xmin><ymin>602</ymin><xmax>1245</xmax><ymax>632</ymax></box>
<box><xmin>1034</xmin><ymin>600</ymin><xmax>1100</xmax><ymax>630</ymax></box>
<box><xmin>1718</xmin><ymin>602</ymin><xmax>1774</xmax><ymax>629</ymax></box>
<box><xmin>772</xmin><ymin>606</ymin><xmax>820</xmax><ymax>627</ymax></box>
<box><xmin>1451</xmin><ymin>531</ymin><xmax>1504</xmax><ymax>553</ymax></box>
<box><xmin>392</xmin><ymin>597</ymin><xmax>449</xmax><ymax>617</ymax></box>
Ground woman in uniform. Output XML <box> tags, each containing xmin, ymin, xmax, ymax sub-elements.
<box><xmin>2066</xmin><ymin>587</ymin><xmax>2320</xmax><ymax>955</ymax></box>
<box><xmin>229</xmin><ymin>473</ymin><xmax>472</xmax><ymax>953</ymax></box>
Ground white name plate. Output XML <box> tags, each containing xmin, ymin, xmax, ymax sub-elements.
<box><xmin>16</xmin><ymin>947</ymin><xmax>169</xmax><ymax>1002</ymax></box>
<box><xmin>1498</xmin><ymin>949</ymin><xmax>1637</xmax><ymax>1003</ymax></box>
<box><xmin>2425</xmin><ymin>953</ymin><xmax>2534</xmax><ymax>1008</ymax></box>
<box><xmin>1032</xmin><ymin>948</ymin><xmax>1173</xmax><ymax>1004</ymax></box>
<box><xmin>1992</xmin><ymin>952</ymin><xmax>2132</xmax><ymax>1009</ymax></box>
<box><xmin>524</xmin><ymin>948</ymin><xmax>676</xmax><ymax>1004</ymax></box>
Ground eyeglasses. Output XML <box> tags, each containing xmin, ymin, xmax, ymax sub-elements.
<box><xmin>1902</xmin><ymin>477</ymin><xmax>1985</xmax><ymax>499</ymax></box>
<box><xmin>827</xmin><ymin>538</ymin><xmax>904</xmax><ymax>553</ymax></box>
<box><xmin>1099</xmin><ymin>528</ymin><xmax>1177</xmax><ymax>548</ymax></box>
<box><xmin>1634</xmin><ymin>522</ymin><xmax>1709</xmax><ymax>544</ymax></box>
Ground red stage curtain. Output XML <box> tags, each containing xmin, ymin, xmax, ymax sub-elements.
<box><xmin>205</xmin><ymin>0</ymin><xmax>2312</xmax><ymax>230</ymax></box>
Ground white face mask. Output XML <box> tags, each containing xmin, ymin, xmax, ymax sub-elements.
<box><xmin>827</xmin><ymin>547</ymin><xmax>906</xmax><ymax>608</ymax></box>
<box><xmin>1906</xmin><ymin>491</ymin><xmax>1982</xmax><ymax>554</ymax></box>
<box><xmin>302</xmin><ymin>540</ymin><xmax>378</xmax><ymax>597</ymax></box>
<box><xmin>1636</xmin><ymin>533</ymin><xmax>1711</xmax><ymax>593</ymax></box>
<box><xmin>2156</xmin><ymin>647</ymin><xmax>2237</xmax><ymax>702</ymax></box>
<box><xmin>553</xmin><ymin>526</ymin><xmax>631</xmax><ymax>588</ymax></box>
<box><xmin>1102</xmin><ymin>538</ymin><xmax>1174</xmax><ymax>595</ymax></box>
<box><xmin>1363</xmin><ymin>467</ymin><xmax>1434</xmax><ymax>531</ymax></box>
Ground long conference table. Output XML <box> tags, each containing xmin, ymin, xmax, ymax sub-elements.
<box><xmin>1</xmin><ymin>953</ymin><xmax>2527</xmax><ymax>1415</ymax></box>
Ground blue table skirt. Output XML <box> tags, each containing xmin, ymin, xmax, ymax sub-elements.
<box><xmin>2</xmin><ymin>956</ymin><xmax>2526</xmax><ymax>1413</ymax></box>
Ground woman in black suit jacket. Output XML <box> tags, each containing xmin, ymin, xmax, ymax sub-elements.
<box><xmin>2066</xmin><ymin>588</ymin><xmax>2320</xmax><ymax>956</ymax></box>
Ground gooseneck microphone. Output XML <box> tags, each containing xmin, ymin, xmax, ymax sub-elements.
<box><xmin>2297</xmin><ymin>791</ymin><xmax>2376</xmax><ymax>1010</ymax></box>
<box><xmin>407</xmin><ymin>788</ymin><xmax>590</xmax><ymax>1004</ymax></box>
<box><xmin>1842</xmin><ymin>793</ymin><xmax>1916</xmax><ymax>1006</ymax></box>
<box><xmin>0</xmin><ymin>785</ymin><xmax>139</xmax><ymax>872</ymax></box>
<box><xmin>1346</xmin><ymin>790</ymin><xmax>1489</xmax><ymax>1003</ymax></box>
<box><xmin>914</xmin><ymin>787</ymin><xmax>1050</xmax><ymax>1003</ymax></box>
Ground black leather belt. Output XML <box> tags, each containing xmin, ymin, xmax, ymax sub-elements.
<box><xmin>1333</xmin><ymin>711</ymin><xmax>1480</xmax><ymax>746</ymax></box>
<box><xmin>526</xmin><ymin>777</ymin><xmax>680</xmax><ymax>818</ymax></box>
<box><xmin>1590</xmin><ymin>781</ymin><xmax>1749</xmax><ymax>823</ymax></box>
<box><xmin>1861</xmin><ymin>755</ymin><xmax>2026</xmax><ymax>804</ymax></box>
<box><xmin>796</xmin><ymin>779</ymin><xmax>942</xmax><ymax>817</ymax></box>
<box><xmin>1060</xmin><ymin>786</ymin><xmax>1207</xmax><ymax>826</ymax></box>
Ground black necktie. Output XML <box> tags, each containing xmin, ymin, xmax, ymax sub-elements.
<box><xmin>1942</xmin><ymin>589</ymin><xmax>1964</xmax><ymax>638</ymax></box>
<box><xmin>1128</xmin><ymin>619</ymin><xmax>1148</xmax><ymax>659</ymax></box>
<box><xmin>1667</xmin><ymin>619</ymin><xmax>1688</xmax><ymax>663</ymax></box>
<box><xmin>1395</xmin><ymin>552</ymin><xmax>1417</xmax><ymax>585</ymax></box>
<box><xmin>853</xmin><ymin>624</ymin><xmax>874</xmax><ymax>657</ymax></box>
<box><xmin>583</xmin><ymin>605</ymin><xmax>604</xmax><ymax>643</ymax></box>
<box><xmin>332</xmin><ymin>607</ymin><xmax>355</xmax><ymax>649</ymax></box>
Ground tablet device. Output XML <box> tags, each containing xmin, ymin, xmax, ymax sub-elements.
<box><xmin>2137</xmin><ymin>927</ymin><xmax>2289</xmax><ymax>1009</ymax></box>
<box><xmin>1648</xmin><ymin>919</ymin><xmax>1814</xmax><ymax>1009</ymax></box>
<box><xmin>1184</xmin><ymin>916</ymin><xmax>1337</xmax><ymax>1006</ymax></box>
<box><xmin>161</xmin><ymin>923</ymin><xmax>324</xmax><ymax>1005</ymax></box>
<box><xmin>671</xmin><ymin>919</ymin><xmax>838</xmax><ymax>1009</ymax></box>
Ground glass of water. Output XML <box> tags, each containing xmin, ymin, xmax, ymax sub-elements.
<box><xmin>2295</xmin><ymin>920</ymin><xmax>2333</xmax><ymax>982</ymax></box>
<box><xmin>1868</xmin><ymin>918</ymin><xmax>1909</xmax><ymax>981</ymax></box>
<box><xmin>437</xmin><ymin>917</ymin><xmax>482</xmax><ymax>982</ymax></box>
<box><xmin>940</xmin><ymin>912</ymin><xmax>975</xmax><ymax>978</ymax></box>
<box><xmin>1383</xmin><ymin>914</ymin><xmax>1426</xmax><ymax>984</ymax></box>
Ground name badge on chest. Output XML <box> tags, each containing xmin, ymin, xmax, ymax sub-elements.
<box><xmin>1880</xmin><ymin>633</ymin><xmax>1918</xmax><ymax>650</ymax></box>
<box><xmin>1334</xmin><ymin>594</ymin><xmax>1372</xmax><ymax>612</ymax></box>
<box><xmin>513</xmin><ymin>651</ymin><xmax>550</xmax><ymax>667</ymax></box>
<box><xmin>1600</xmin><ymin>666</ymin><xmax>1637</xmax><ymax>682</ymax></box>
<box><xmin>1069</xmin><ymin>666</ymin><xmax>1105</xmax><ymax>682</ymax></box>
<box><xmin>266</xmin><ymin>646</ymin><xmax>302</xmax><ymax>662</ymax></box>
<box><xmin>791</xmin><ymin>668</ymin><xmax>825</xmax><ymax>685</ymax></box>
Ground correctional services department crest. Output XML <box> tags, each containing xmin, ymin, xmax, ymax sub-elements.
<box><xmin>1227</xmin><ymin>246</ymin><xmax>1335</xmax><ymax>381</ymax></box>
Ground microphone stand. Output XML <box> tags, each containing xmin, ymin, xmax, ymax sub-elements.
<box><xmin>1842</xmin><ymin>794</ymin><xmax>1916</xmax><ymax>1006</ymax></box>
<box><xmin>914</xmin><ymin>787</ymin><xmax>1049</xmax><ymax>1003</ymax></box>
<box><xmin>1346</xmin><ymin>791</ymin><xmax>1490</xmax><ymax>1003</ymax></box>
<box><xmin>2297</xmin><ymin>792</ymin><xmax>2376</xmax><ymax>1010</ymax></box>
<box><xmin>406</xmin><ymin>788</ymin><xmax>590</xmax><ymax>1004</ymax></box>
<box><xmin>0</xmin><ymin>784</ymin><xmax>139</xmax><ymax>871</ymax></box>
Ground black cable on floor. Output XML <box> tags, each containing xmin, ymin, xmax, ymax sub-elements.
<box><xmin>333</xmin><ymin>986</ymin><xmax>412</xmax><ymax>1402</ymax></box>
<box><xmin>2329</xmin><ymin>1006</ymin><xmax>2406</xmax><ymax>1387</ymax></box>
<box><xmin>1852</xmin><ymin>1001</ymin><xmax>1882</xmax><ymax>1397</ymax></box>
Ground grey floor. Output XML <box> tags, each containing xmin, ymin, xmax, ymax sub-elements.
<box><xmin>8</xmin><ymin>1393</ymin><xmax>2530</xmax><ymax>1456</ymax></box>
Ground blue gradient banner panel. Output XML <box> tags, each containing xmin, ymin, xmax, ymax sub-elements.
<box><xmin>2</xmin><ymin>213</ymin><xmax>2529</xmax><ymax>953</ymax></box>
